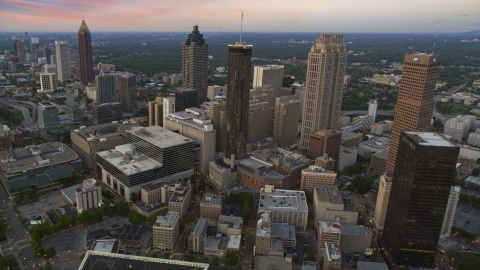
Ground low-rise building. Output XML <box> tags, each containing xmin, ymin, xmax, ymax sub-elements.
<box><xmin>445</xmin><ymin>115</ymin><xmax>475</xmax><ymax>142</ymax></box>
<box><xmin>0</xmin><ymin>142</ymin><xmax>82</xmax><ymax>194</ymax></box>
<box><xmin>188</xmin><ymin>219</ymin><xmax>208</xmax><ymax>253</ymax></box>
<box><xmin>318</xmin><ymin>222</ymin><xmax>341</xmax><ymax>258</ymax></box>
<box><xmin>38</xmin><ymin>101</ymin><xmax>59</xmax><ymax>129</ymax></box>
<box><xmin>370</xmin><ymin>120</ymin><xmax>393</xmax><ymax>135</ymax></box>
<box><xmin>338</xmin><ymin>147</ymin><xmax>358</xmax><ymax>171</ymax></box>
<box><xmin>467</xmin><ymin>128</ymin><xmax>480</xmax><ymax>147</ymax></box>
<box><xmin>258</xmin><ymin>185</ymin><xmax>308</xmax><ymax>231</ymax></box>
<box><xmin>339</xmin><ymin>225</ymin><xmax>372</xmax><ymax>253</ymax></box>
<box><xmin>134</xmin><ymin>181</ymin><xmax>191</xmax><ymax>216</ymax></box>
<box><xmin>341</xmin><ymin>132</ymin><xmax>361</xmax><ymax>147</ymax></box>
<box><xmin>75</xmin><ymin>179</ymin><xmax>102</xmax><ymax>213</ymax></box>
<box><xmin>313</xmin><ymin>186</ymin><xmax>358</xmax><ymax>226</ymax></box>
<box><xmin>200</xmin><ymin>193</ymin><xmax>223</xmax><ymax>224</ymax></box>
<box><xmin>204</xmin><ymin>235</ymin><xmax>228</xmax><ymax>257</ymax></box>
<box><xmin>91</xmin><ymin>102</ymin><xmax>124</xmax><ymax>124</ymax></box>
<box><xmin>153</xmin><ymin>211</ymin><xmax>179</xmax><ymax>251</ymax></box>
<box><xmin>352</xmin><ymin>115</ymin><xmax>374</xmax><ymax>130</ymax></box>
<box><xmin>315</xmin><ymin>154</ymin><xmax>336</xmax><ymax>171</ymax></box>
<box><xmin>369</xmin><ymin>149</ymin><xmax>389</xmax><ymax>175</ymax></box>
<box><xmin>91</xmin><ymin>238</ymin><xmax>124</xmax><ymax>254</ymax></box>
<box><xmin>300</xmin><ymin>165</ymin><xmax>337</xmax><ymax>192</ymax></box>
<box><xmin>217</xmin><ymin>215</ymin><xmax>243</xmax><ymax>236</ymax></box>
<box><xmin>0</xmin><ymin>125</ymin><xmax>11</xmax><ymax>151</ymax></box>
<box><xmin>324</xmin><ymin>242</ymin><xmax>342</xmax><ymax>270</ymax></box>
<box><xmin>465</xmin><ymin>176</ymin><xmax>480</xmax><ymax>191</ymax></box>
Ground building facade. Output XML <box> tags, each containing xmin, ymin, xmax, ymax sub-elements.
<box><xmin>39</xmin><ymin>73</ymin><xmax>57</xmax><ymax>93</ymax></box>
<box><xmin>299</xmin><ymin>34</ymin><xmax>347</xmax><ymax>149</ymax></box>
<box><xmin>175</xmin><ymin>88</ymin><xmax>197</xmax><ymax>112</ymax></box>
<box><xmin>96</xmin><ymin>72</ymin><xmax>117</xmax><ymax>104</ymax></box>
<box><xmin>440</xmin><ymin>186</ymin><xmax>461</xmax><ymax>239</ymax></box>
<box><xmin>385</xmin><ymin>54</ymin><xmax>440</xmax><ymax>173</ymax></box>
<box><xmin>318</xmin><ymin>222</ymin><xmax>341</xmax><ymax>257</ymax></box>
<box><xmin>78</xmin><ymin>19</ymin><xmax>94</xmax><ymax>85</ymax></box>
<box><xmin>153</xmin><ymin>211</ymin><xmax>179</xmax><ymax>251</ymax></box>
<box><xmin>117</xmin><ymin>72</ymin><xmax>137</xmax><ymax>112</ymax></box>
<box><xmin>382</xmin><ymin>131</ymin><xmax>459</xmax><ymax>268</ymax></box>
<box><xmin>273</xmin><ymin>95</ymin><xmax>300</xmax><ymax>147</ymax></box>
<box><xmin>182</xmin><ymin>25</ymin><xmax>208</xmax><ymax>107</ymax></box>
<box><xmin>224</xmin><ymin>43</ymin><xmax>252</xmax><ymax>165</ymax></box>
<box><xmin>148</xmin><ymin>98</ymin><xmax>164</xmax><ymax>126</ymax></box>
<box><xmin>307</xmin><ymin>130</ymin><xmax>342</xmax><ymax>169</ymax></box>
<box><xmin>373</xmin><ymin>172</ymin><xmax>392</xmax><ymax>238</ymax></box>
<box><xmin>38</xmin><ymin>102</ymin><xmax>59</xmax><ymax>129</ymax></box>
<box><xmin>248</xmin><ymin>101</ymin><xmax>274</xmax><ymax>143</ymax></box>
<box><xmin>55</xmin><ymin>40</ymin><xmax>71</xmax><ymax>81</ymax></box>
<box><xmin>91</xmin><ymin>102</ymin><xmax>123</xmax><ymax>124</ymax></box>
<box><xmin>200</xmin><ymin>193</ymin><xmax>223</xmax><ymax>223</ymax></box>
<box><xmin>253</xmin><ymin>65</ymin><xmax>285</xmax><ymax>98</ymax></box>
<box><xmin>75</xmin><ymin>179</ymin><xmax>102</xmax><ymax>213</ymax></box>
<box><xmin>300</xmin><ymin>165</ymin><xmax>337</xmax><ymax>192</ymax></box>
<box><xmin>188</xmin><ymin>219</ymin><xmax>208</xmax><ymax>253</ymax></box>
<box><xmin>313</xmin><ymin>186</ymin><xmax>358</xmax><ymax>226</ymax></box>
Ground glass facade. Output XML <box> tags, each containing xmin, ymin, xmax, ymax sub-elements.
<box><xmin>382</xmin><ymin>132</ymin><xmax>459</xmax><ymax>268</ymax></box>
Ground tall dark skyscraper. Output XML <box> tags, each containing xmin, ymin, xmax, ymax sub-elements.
<box><xmin>43</xmin><ymin>47</ymin><xmax>52</xmax><ymax>64</ymax></box>
<box><xmin>382</xmin><ymin>131</ymin><xmax>459</xmax><ymax>268</ymax></box>
<box><xmin>224</xmin><ymin>43</ymin><xmax>252</xmax><ymax>165</ymax></box>
<box><xmin>385</xmin><ymin>53</ymin><xmax>439</xmax><ymax>173</ymax></box>
<box><xmin>14</xmin><ymin>40</ymin><xmax>24</xmax><ymax>63</ymax></box>
<box><xmin>78</xmin><ymin>19</ymin><xmax>94</xmax><ymax>85</ymax></box>
<box><xmin>182</xmin><ymin>25</ymin><xmax>208</xmax><ymax>107</ymax></box>
<box><xmin>117</xmin><ymin>73</ymin><xmax>137</xmax><ymax>112</ymax></box>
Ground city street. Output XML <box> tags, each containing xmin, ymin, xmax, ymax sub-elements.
<box><xmin>0</xmin><ymin>184</ymin><xmax>39</xmax><ymax>270</ymax></box>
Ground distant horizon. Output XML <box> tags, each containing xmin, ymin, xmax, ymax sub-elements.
<box><xmin>1</xmin><ymin>0</ymin><xmax>479</xmax><ymax>33</ymax></box>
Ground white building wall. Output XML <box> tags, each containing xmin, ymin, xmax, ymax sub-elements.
<box><xmin>440</xmin><ymin>186</ymin><xmax>461</xmax><ymax>239</ymax></box>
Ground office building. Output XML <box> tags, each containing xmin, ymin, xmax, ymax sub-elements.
<box><xmin>39</xmin><ymin>73</ymin><xmax>57</xmax><ymax>93</ymax></box>
<box><xmin>373</xmin><ymin>172</ymin><xmax>393</xmax><ymax>238</ymax></box>
<box><xmin>313</xmin><ymin>185</ymin><xmax>358</xmax><ymax>226</ymax></box>
<box><xmin>182</xmin><ymin>25</ymin><xmax>208</xmax><ymax>106</ymax></box>
<box><xmin>134</xmin><ymin>181</ymin><xmax>191</xmax><ymax>216</ymax></box>
<box><xmin>91</xmin><ymin>102</ymin><xmax>123</xmax><ymax>124</ymax></box>
<box><xmin>300</xmin><ymin>34</ymin><xmax>347</xmax><ymax>149</ymax></box>
<box><xmin>0</xmin><ymin>126</ymin><xmax>11</xmax><ymax>151</ymax></box>
<box><xmin>248</xmin><ymin>100</ymin><xmax>274</xmax><ymax>143</ymax></box>
<box><xmin>385</xmin><ymin>54</ymin><xmax>440</xmax><ymax>173</ymax></box>
<box><xmin>440</xmin><ymin>186</ymin><xmax>461</xmax><ymax>239</ymax></box>
<box><xmin>382</xmin><ymin>131</ymin><xmax>459</xmax><ymax>268</ymax></box>
<box><xmin>174</xmin><ymin>88</ymin><xmax>197</xmax><ymax>112</ymax></box>
<box><xmin>44</xmin><ymin>64</ymin><xmax>56</xmax><ymax>74</ymax></box>
<box><xmin>78</xmin><ymin>19</ymin><xmax>94</xmax><ymax>85</ymax></box>
<box><xmin>339</xmin><ymin>224</ymin><xmax>372</xmax><ymax>253</ymax></box>
<box><xmin>258</xmin><ymin>185</ymin><xmax>308</xmax><ymax>231</ymax></box>
<box><xmin>338</xmin><ymin>147</ymin><xmax>357</xmax><ymax>171</ymax></box>
<box><xmin>255</xmin><ymin>210</ymin><xmax>297</xmax><ymax>257</ymax></box>
<box><xmin>444</xmin><ymin>115</ymin><xmax>473</xmax><ymax>142</ymax></box>
<box><xmin>467</xmin><ymin>128</ymin><xmax>480</xmax><ymax>147</ymax></box>
<box><xmin>55</xmin><ymin>40</ymin><xmax>71</xmax><ymax>81</ymax></box>
<box><xmin>79</xmin><ymin>251</ymin><xmax>208</xmax><ymax>270</ymax></box>
<box><xmin>30</xmin><ymin>37</ymin><xmax>39</xmax><ymax>54</ymax></box>
<box><xmin>163</xmin><ymin>97</ymin><xmax>175</xmax><ymax>119</ymax></box>
<box><xmin>96</xmin><ymin>126</ymin><xmax>194</xmax><ymax>201</ymax></box>
<box><xmin>202</xmin><ymin>101</ymin><xmax>227</xmax><ymax>152</ymax></box>
<box><xmin>65</xmin><ymin>87</ymin><xmax>82</xmax><ymax>123</ymax></box>
<box><xmin>0</xmin><ymin>142</ymin><xmax>82</xmax><ymax>194</ymax></box>
<box><xmin>43</xmin><ymin>47</ymin><xmax>52</xmax><ymax>64</ymax></box>
<box><xmin>370</xmin><ymin>149</ymin><xmax>389</xmax><ymax>175</ymax></box>
<box><xmin>368</xmin><ymin>100</ymin><xmax>378</xmax><ymax>122</ymax></box>
<box><xmin>207</xmin><ymin>85</ymin><xmax>226</xmax><ymax>102</ymax></box>
<box><xmin>116</xmin><ymin>72</ymin><xmax>137</xmax><ymax>112</ymax></box>
<box><xmin>217</xmin><ymin>215</ymin><xmax>243</xmax><ymax>236</ymax></box>
<box><xmin>163</xmin><ymin>108</ymin><xmax>215</xmax><ymax>174</ymax></box>
<box><xmin>148</xmin><ymin>97</ymin><xmax>164</xmax><ymax>126</ymax></box>
<box><xmin>273</xmin><ymin>95</ymin><xmax>300</xmax><ymax>147</ymax></box>
<box><xmin>370</xmin><ymin>120</ymin><xmax>394</xmax><ymax>135</ymax></box>
<box><xmin>71</xmin><ymin>123</ymin><xmax>129</xmax><ymax>169</ymax></box>
<box><xmin>38</xmin><ymin>102</ymin><xmax>59</xmax><ymax>129</ymax></box>
<box><xmin>96</xmin><ymin>72</ymin><xmax>117</xmax><ymax>104</ymax></box>
<box><xmin>14</xmin><ymin>40</ymin><xmax>24</xmax><ymax>62</ymax></box>
<box><xmin>253</xmin><ymin>65</ymin><xmax>284</xmax><ymax>98</ymax></box>
<box><xmin>300</xmin><ymin>165</ymin><xmax>337</xmax><ymax>192</ymax></box>
<box><xmin>75</xmin><ymin>179</ymin><xmax>102</xmax><ymax>213</ymax></box>
<box><xmin>250</xmin><ymin>86</ymin><xmax>275</xmax><ymax>106</ymax></box>
<box><xmin>308</xmin><ymin>130</ymin><xmax>342</xmax><ymax>169</ymax></box>
<box><xmin>224</xmin><ymin>42</ymin><xmax>252</xmax><ymax>165</ymax></box>
<box><xmin>200</xmin><ymin>193</ymin><xmax>223</xmax><ymax>223</ymax></box>
<box><xmin>317</xmin><ymin>222</ymin><xmax>341</xmax><ymax>257</ymax></box>
<box><xmin>324</xmin><ymin>242</ymin><xmax>342</xmax><ymax>270</ymax></box>
<box><xmin>188</xmin><ymin>219</ymin><xmax>208</xmax><ymax>253</ymax></box>
<box><xmin>352</xmin><ymin>115</ymin><xmax>374</xmax><ymax>130</ymax></box>
<box><xmin>340</xmin><ymin>132</ymin><xmax>361</xmax><ymax>147</ymax></box>
<box><xmin>315</xmin><ymin>154</ymin><xmax>336</xmax><ymax>171</ymax></box>
<box><xmin>153</xmin><ymin>211</ymin><xmax>179</xmax><ymax>251</ymax></box>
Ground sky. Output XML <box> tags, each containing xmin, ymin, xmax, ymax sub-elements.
<box><xmin>1</xmin><ymin>0</ymin><xmax>480</xmax><ymax>33</ymax></box>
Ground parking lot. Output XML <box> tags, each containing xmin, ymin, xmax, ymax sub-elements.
<box><xmin>453</xmin><ymin>203</ymin><xmax>480</xmax><ymax>238</ymax></box>
<box><xmin>222</xmin><ymin>203</ymin><xmax>243</xmax><ymax>216</ymax></box>
<box><xmin>16</xmin><ymin>190</ymin><xmax>71</xmax><ymax>220</ymax></box>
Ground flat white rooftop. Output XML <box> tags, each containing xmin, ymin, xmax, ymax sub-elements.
<box><xmin>404</xmin><ymin>131</ymin><xmax>456</xmax><ymax>147</ymax></box>
<box><xmin>128</xmin><ymin>126</ymin><xmax>194</xmax><ymax>149</ymax></box>
<box><xmin>259</xmin><ymin>186</ymin><xmax>308</xmax><ymax>213</ymax></box>
<box><xmin>97</xmin><ymin>145</ymin><xmax>161</xmax><ymax>175</ymax></box>
<box><xmin>320</xmin><ymin>222</ymin><xmax>341</xmax><ymax>233</ymax></box>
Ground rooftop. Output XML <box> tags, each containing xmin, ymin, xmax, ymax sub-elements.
<box><xmin>340</xmin><ymin>225</ymin><xmax>372</xmax><ymax>237</ymax></box>
<box><xmin>357</xmin><ymin>261</ymin><xmax>389</xmax><ymax>270</ymax></box>
<box><xmin>218</xmin><ymin>215</ymin><xmax>243</xmax><ymax>229</ymax></box>
<box><xmin>259</xmin><ymin>185</ymin><xmax>308</xmax><ymax>213</ymax></box>
<box><xmin>404</xmin><ymin>131</ymin><xmax>456</xmax><ymax>147</ymax></box>
<box><xmin>315</xmin><ymin>186</ymin><xmax>357</xmax><ymax>212</ymax></box>
<box><xmin>302</xmin><ymin>165</ymin><xmax>336</xmax><ymax>175</ymax></box>
<box><xmin>325</xmin><ymin>242</ymin><xmax>342</xmax><ymax>261</ymax></box>
<box><xmin>271</xmin><ymin>223</ymin><xmax>296</xmax><ymax>240</ymax></box>
<box><xmin>0</xmin><ymin>143</ymin><xmax>79</xmax><ymax>174</ymax></box>
<box><xmin>237</xmin><ymin>158</ymin><xmax>291</xmax><ymax>183</ymax></box>
<box><xmin>189</xmin><ymin>219</ymin><xmax>208</xmax><ymax>238</ymax></box>
<box><xmin>72</xmin><ymin>123</ymin><xmax>131</xmax><ymax>142</ymax></box>
<box><xmin>165</xmin><ymin>108</ymin><xmax>213</xmax><ymax>132</ymax></box>
<box><xmin>319</xmin><ymin>222</ymin><xmax>341</xmax><ymax>233</ymax></box>
<box><xmin>201</xmin><ymin>193</ymin><xmax>223</xmax><ymax>205</ymax></box>
<box><xmin>76</xmin><ymin>179</ymin><xmax>100</xmax><ymax>193</ymax></box>
<box><xmin>79</xmin><ymin>251</ymin><xmax>209</xmax><ymax>270</ymax></box>
<box><xmin>91</xmin><ymin>239</ymin><xmax>120</xmax><ymax>253</ymax></box>
<box><xmin>127</xmin><ymin>126</ymin><xmax>194</xmax><ymax>149</ymax></box>
<box><xmin>204</xmin><ymin>236</ymin><xmax>227</xmax><ymax>251</ymax></box>
<box><xmin>372</xmin><ymin>149</ymin><xmax>389</xmax><ymax>160</ymax></box>
<box><xmin>255</xmin><ymin>65</ymin><xmax>284</xmax><ymax>70</ymax></box>
<box><xmin>254</xmin><ymin>255</ymin><xmax>292</xmax><ymax>270</ymax></box>
<box><xmin>227</xmin><ymin>235</ymin><xmax>241</xmax><ymax>250</ymax></box>
<box><xmin>251</xmin><ymin>148</ymin><xmax>313</xmax><ymax>171</ymax></box>
<box><xmin>341</xmin><ymin>131</ymin><xmax>360</xmax><ymax>140</ymax></box>
<box><xmin>96</xmin><ymin>145</ymin><xmax>161</xmax><ymax>176</ymax></box>
<box><xmin>154</xmin><ymin>211</ymin><xmax>179</xmax><ymax>227</ymax></box>
<box><xmin>61</xmin><ymin>183</ymin><xmax>84</xmax><ymax>204</ymax></box>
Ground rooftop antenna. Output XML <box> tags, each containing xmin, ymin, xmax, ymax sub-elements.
<box><xmin>431</xmin><ymin>27</ymin><xmax>438</xmax><ymax>55</ymax></box>
<box><xmin>240</xmin><ymin>12</ymin><xmax>243</xmax><ymax>44</ymax></box>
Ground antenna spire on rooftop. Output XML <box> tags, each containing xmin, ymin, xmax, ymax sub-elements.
<box><xmin>240</xmin><ymin>12</ymin><xmax>243</xmax><ymax>44</ymax></box>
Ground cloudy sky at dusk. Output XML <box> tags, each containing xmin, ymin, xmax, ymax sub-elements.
<box><xmin>1</xmin><ymin>0</ymin><xmax>479</xmax><ymax>33</ymax></box>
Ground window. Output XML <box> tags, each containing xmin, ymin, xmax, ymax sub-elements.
<box><xmin>107</xmin><ymin>175</ymin><xmax>111</xmax><ymax>186</ymax></box>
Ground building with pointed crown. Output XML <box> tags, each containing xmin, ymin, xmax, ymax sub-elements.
<box><xmin>78</xmin><ymin>19</ymin><xmax>94</xmax><ymax>85</ymax></box>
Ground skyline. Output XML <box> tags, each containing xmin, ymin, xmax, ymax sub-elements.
<box><xmin>0</xmin><ymin>0</ymin><xmax>479</xmax><ymax>33</ymax></box>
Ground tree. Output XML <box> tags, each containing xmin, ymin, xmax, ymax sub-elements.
<box><xmin>212</xmin><ymin>256</ymin><xmax>220</xmax><ymax>266</ymax></box>
<box><xmin>45</xmin><ymin>246</ymin><xmax>56</xmax><ymax>259</ymax></box>
<box><xmin>43</xmin><ymin>262</ymin><xmax>53</xmax><ymax>270</ymax></box>
<box><xmin>472</xmin><ymin>168</ymin><xmax>480</xmax><ymax>177</ymax></box>
<box><xmin>433</xmin><ymin>119</ymin><xmax>444</xmax><ymax>129</ymax></box>
<box><xmin>130</xmin><ymin>192</ymin><xmax>138</xmax><ymax>202</ymax></box>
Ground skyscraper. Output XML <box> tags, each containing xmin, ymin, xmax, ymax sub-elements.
<box><xmin>95</xmin><ymin>72</ymin><xmax>117</xmax><ymax>104</ymax></box>
<box><xmin>440</xmin><ymin>186</ymin><xmax>461</xmax><ymax>239</ymax></box>
<box><xmin>253</xmin><ymin>65</ymin><xmax>284</xmax><ymax>98</ymax></box>
<box><xmin>182</xmin><ymin>25</ymin><xmax>208</xmax><ymax>107</ymax></box>
<box><xmin>30</xmin><ymin>37</ymin><xmax>39</xmax><ymax>54</ymax></box>
<box><xmin>273</xmin><ymin>95</ymin><xmax>300</xmax><ymax>147</ymax></box>
<box><xmin>14</xmin><ymin>40</ymin><xmax>24</xmax><ymax>63</ymax></box>
<box><xmin>42</xmin><ymin>47</ymin><xmax>52</xmax><ymax>64</ymax></box>
<box><xmin>367</xmin><ymin>99</ymin><xmax>378</xmax><ymax>123</ymax></box>
<box><xmin>117</xmin><ymin>72</ymin><xmax>137</xmax><ymax>112</ymax></box>
<box><xmin>372</xmin><ymin>172</ymin><xmax>392</xmax><ymax>238</ymax></box>
<box><xmin>382</xmin><ymin>131</ymin><xmax>459</xmax><ymax>268</ymax></box>
<box><xmin>55</xmin><ymin>40</ymin><xmax>71</xmax><ymax>82</ymax></box>
<box><xmin>78</xmin><ymin>19</ymin><xmax>94</xmax><ymax>85</ymax></box>
<box><xmin>224</xmin><ymin>42</ymin><xmax>252</xmax><ymax>165</ymax></box>
<box><xmin>307</xmin><ymin>130</ymin><xmax>342</xmax><ymax>169</ymax></box>
<box><xmin>385</xmin><ymin>53</ymin><xmax>440</xmax><ymax>173</ymax></box>
<box><xmin>299</xmin><ymin>34</ymin><xmax>347</xmax><ymax>150</ymax></box>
